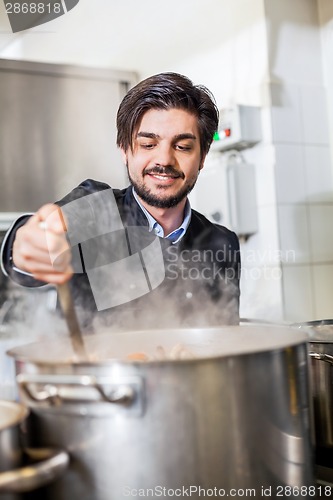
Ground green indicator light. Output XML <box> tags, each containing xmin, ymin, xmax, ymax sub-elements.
<box><xmin>213</xmin><ymin>131</ymin><xmax>220</xmax><ymax>141</ymax></box>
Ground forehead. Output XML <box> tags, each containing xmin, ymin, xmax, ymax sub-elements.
<box><xmin>136</xmin><ymin>108</ymin><xmax>199</xmax><ymax>137</ymax></box>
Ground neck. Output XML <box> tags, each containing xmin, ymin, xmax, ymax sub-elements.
<box><xmin>138</xmin><ymin>196</ymin><xmax>187</xmax><ymax>235</ymax></box>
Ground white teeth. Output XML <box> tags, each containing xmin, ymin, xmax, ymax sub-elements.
<box><xmin>154</xmin><ymin>175</ymin><xmax>171</xmax><ymax>180</ymax></box>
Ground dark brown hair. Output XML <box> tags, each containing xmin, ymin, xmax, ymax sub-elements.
<box><xmin>116</xmin><ymin>72</ymin><xmax>219</xmax><ymax>159</ymax></box>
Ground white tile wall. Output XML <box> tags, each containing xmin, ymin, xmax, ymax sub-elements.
<box><xmin>304</xmin><ymin>145</ymin><xmax>333</xmax><ymax>202</ymax></box>
<box><xmin>277</xmin><ymin>205</ymin><xmax>311</xmax><ymax>264</ymax></box>
<box><xmin>275</xmin><ymin>144</ymin><xmax>306</xmax><ymax>204</ymax></box>
<box><xmin>260</xmin><ymin>3</ymin><xmax>333</xmax><ymax>324</ymax></box>
<box><xmin>255</xmin><ymin>160</ymin><xmax>277</xmax><ymax>207</ymax></box>
<box><xmin>281</xmin><ymin>264</ymin><xmax>314</xmax><ymax>321</ymax></box>
<box><xmin>270</xmin><ymin>84</ymin><xmax>302</xmax><ymax>143</ymax></box>
<box><xmin>312</xmin><ymin>264</ymin><xmax>333</xmax><ymax>319</ymax></box>
<box><xmin>168</xmin><ymin>0</ymin><xmax>333</xmax><ymax>326</ymax></box>
<box><xmin>308</xmin><ymin>204</ymin><xmax>333</xmax><ymax>262</ymax></box>
<box><xmin>260</xmin><ymin>105</ymin><xmax>274</xmax><ymax>143</ymax></box>
<box><xmin>244</xmin><ymin>144</ymin><xmax>276</xmax><ymax>207</ymax></box>
<box><xmin>318</xmin><ymin>0</ymin><xmax>333</xmax><ymax>87</ymax></box>
<box><xmin>300</xmin><ymin>86</ymin><xmax>330</xmax><ymax>145</ymax></box>
<box><xmin>242</xmin><ymin>205</ymin><xmax>280</xmax><ymax>264</ymax></box>
<box><xmin>239</xmin><ymin>264</ymin><xmax>283</xmax><ymax>321</ymax></box>
<box><xmin>239</xmin><ymin>201</ymin><xmax>284</xmax><ymax>320</ymax></box>
<box><xmin>266</xmin><ymin>0</ymin><xmax>323</xmax><ymax>86</ymax></box>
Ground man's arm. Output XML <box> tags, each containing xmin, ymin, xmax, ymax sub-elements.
<box><xmin>0</xmin><ymin>214</ymin><xmax>45</xmax><ymax>287</ymax></box>
<box><xmin>1</xmin><ymin>204</ymin><xmax>73</xmax><ymax>287</ymax></box>
<box><xmin>1</xmin><ymin>179</ymin><xmax>114</xmax><ymax>289</ymax></box>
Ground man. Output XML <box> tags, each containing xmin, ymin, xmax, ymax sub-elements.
<box><xmin>1</xmin><ymin>72</ymin><xmax>240</xmax><ymax>330</ymax></box>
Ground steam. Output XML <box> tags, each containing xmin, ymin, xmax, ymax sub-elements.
<box><xmin>1</xmin><ymin>187</ymin><xmax>240</xmax><ymax>359</ymax></box>
<box><xmin>2</xmin><ymin>231</ymin><xmax>240</xmax><ymax>340</ymax></box>
<box><xmin>1</xmin><ymin>250</ymin><xmax>239</xmax><ymax>338</ymax></box>
<box><xmin>0</xmin><ymin>286</ymin><xmax>68</xmax><ymax>341</ymax></box>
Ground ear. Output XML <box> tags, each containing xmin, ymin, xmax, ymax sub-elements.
<box><xmin>199</xmin><ymin>154</ymin><xmax>207</xmax><ymax>171</ymax></box>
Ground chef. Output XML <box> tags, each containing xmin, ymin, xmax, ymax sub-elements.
<box><xmin>1</xmin><ymin>72</ymin><xmax>241</xmax><ymax>331</ymax></box>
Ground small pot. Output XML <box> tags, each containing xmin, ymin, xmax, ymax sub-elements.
<box><xmin>0</xmin><ymin>400</ymin><xmax>69</xmax><ymax>500</ymax></box>
<box><xmin>293</xmin><ymin>320</ymin><xmax>333</xmax><ymax>452</ymax></box>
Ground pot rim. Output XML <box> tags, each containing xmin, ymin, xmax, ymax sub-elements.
<box><xmin>6</xmin><ymin>325</ymin><xmax>310</xmax><ymax>366</ymax></box>
<box><xmin>0</xmin><ymin>400</ymin><xmax>29</xmax><ymax>431</ymax></box>
<box><xmin>292</xmin><ymin>319</ymin><xmax>333</xmax><ymax>343</ymax></box>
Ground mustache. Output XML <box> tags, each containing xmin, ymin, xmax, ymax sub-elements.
<box><xmin>143</xmin><ymin>165</ymin><xmax>185</xmax><ymax>179</ymax></box>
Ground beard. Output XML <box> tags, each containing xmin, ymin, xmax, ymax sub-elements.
<box><xmin>127</xmin><ymin>164</ymin><xmax>199</xmax><ymax>209</ymax></box>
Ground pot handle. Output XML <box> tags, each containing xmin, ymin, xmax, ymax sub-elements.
<box><xmin>17</xmin><ymin>373</ymin><xmax>136</xmax><ymax>406</ymax></box>
<box><xmin>309</xmin><ymin>352</ymin><xmax>333</xmax><ymax>365</ymax></box>
<box><xmin>0</xmin><ymin>447</ymin><xmax>69</xmax><ymax>493</ymax></box>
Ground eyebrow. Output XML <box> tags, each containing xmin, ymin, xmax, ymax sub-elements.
<box><xmin>137</xmin><ymin>132</ymin><xmax>197</xmax><ymax>141</ymax></box>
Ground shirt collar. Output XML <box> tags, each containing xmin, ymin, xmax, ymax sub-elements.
<box><xmin>132</xmin><ymin>188</ymin><xmax>191</xmax><ymax>244</ymax></box>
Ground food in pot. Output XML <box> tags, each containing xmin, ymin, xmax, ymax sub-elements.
<box><xmin>125</xmin><ymin>352</ymin><xmax>150</xmax><ymax>361</ymax></box>
<box><xmin>68</xmin><ymin>343</ymin><xmax>196</xmax><ymax>363</ymax></box>
<box><xmin>126</xmin><ymin>343</ymin><xmax>195</xmax><ymax>361</ymax></box>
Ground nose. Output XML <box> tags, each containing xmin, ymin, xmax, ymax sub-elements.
<box><xmin>154</xmin><ymin>143</ymin><xmax>175</xmax><ymax>166</ymax></box>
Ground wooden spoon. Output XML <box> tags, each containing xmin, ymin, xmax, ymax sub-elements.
<box><xmin>39</xmin><ymin>209</ymin><xmax>88</xmax><ymax>361</ymax></box>
<box><xmin>57</xmin><ymin>282</ymin><xmax>88</xmax><ymax>362</ymax></box>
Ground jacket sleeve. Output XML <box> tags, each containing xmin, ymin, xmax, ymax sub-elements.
<box><xmin>0</xmin><ymin>179</ymin><xmax>113</xmax><ymax>289</ymax></box>
<box><xmin>0</xmin><ymin>214</ymin><xmax>47</xmax><ymax>288</ymax></box>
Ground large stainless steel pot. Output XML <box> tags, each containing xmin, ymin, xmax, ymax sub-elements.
<box><xmin>8</xmin><ymin>325</ymin><xmax>314</xmax><ymax>500</ymax></box>
<box><xmin>294</xmin><ymin>320</ymin><xmax>333</xmax><ymax>452</ymax></box>
<box><xmin>0</xmin><ymin>400</ymin><xmax>69</xmax><ymax>500</ymax></box>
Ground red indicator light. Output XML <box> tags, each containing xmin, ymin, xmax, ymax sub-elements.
<box><xmin>225</xmin><ymin>128</ymin><xmax>231</xmax><ymax>137</ymax></box>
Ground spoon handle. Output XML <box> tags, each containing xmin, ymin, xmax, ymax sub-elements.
<box><xmin>57</xmin><ymin>282</ymin><xmax>88</xmax><ymax>361</ymax></box>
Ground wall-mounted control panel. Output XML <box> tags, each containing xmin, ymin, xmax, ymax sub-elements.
<box><xmin>212</xmin><ymin>105</ymin><xmax>262</xmax><ymax>152</ymax></box>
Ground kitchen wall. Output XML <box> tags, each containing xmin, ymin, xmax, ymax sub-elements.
<box><xmin>264</xmin><ymin>0</ymin><xmax>333</xmax><ymax>321</ymax></box>
<box><xmin>0</xmin><ymin>0</ymin><xmax>332</xmax><ymax>322</ymax></box>
<box><xmin>172</xmin><ymin>0</ymin><xmax>333</xmax><ymax>322</ymax></box>
<box><xmin>316</xmin><ymin>0</ymin><xmax>333</xmax><ymax>319</ymax></box>
<box><xmin>270</xmin><ymin>0</ymin><xmax>332</xmax><ymax>323</ymax></box>
<box><xmin>318</xmin><ymin>0</ymin><xmax>333</xmax><ymax>171</ymax></box>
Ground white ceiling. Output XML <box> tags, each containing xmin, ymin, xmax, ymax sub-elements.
<box><xmin>0</xmin><ymin>0</ymin><xmax>262</xmax><ymax>76</ymax></box>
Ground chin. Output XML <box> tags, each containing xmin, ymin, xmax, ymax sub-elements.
<box><xmin>130</xmin><ymin>175</ymin><xmax>196</xmax><ymax>209</ymax></box>
<box><xmin>141</xmin><ymin>190</ymin><xmax>188</xmax><ymax>209</ymax></box>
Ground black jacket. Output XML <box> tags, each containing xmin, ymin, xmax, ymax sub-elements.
<box><xmin>2</xmin><ymin>180</ymin><xmax>241</xmax><ymax>331</ymax></box>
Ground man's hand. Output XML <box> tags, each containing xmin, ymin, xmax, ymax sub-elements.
<box><xmin>12</xmin><ymin>204</ymin><xmax>73</xmax><ymax>284</ymax></box>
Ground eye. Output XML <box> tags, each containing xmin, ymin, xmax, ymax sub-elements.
<box><xmin>139</xmin><ymin>142</ymin><xmax>155</xmax><ymax>149</ymax></box>
<box><xmin>176</xmin><ymin>144</ymin><xmax>192</xmax><ymax>151</ymax></box>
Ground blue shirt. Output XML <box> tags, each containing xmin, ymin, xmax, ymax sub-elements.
<box><xmin>132</xmin><ymin>188</ymin><xmax>191</xmax><ymax>244</ymax></box>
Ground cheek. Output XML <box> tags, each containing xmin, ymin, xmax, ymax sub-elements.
<box><xmin>127</xmin><ymin>156</ymin><xmax>146</xmax><ymax>176</ymax></box>
<box><xmin>183</xmin><ymin>160</ymin><xmax>201</xmax><ymax>177</ymax></box>
<box><xmin>131</xmin><ymin>153</ymin><xmax>150</xmax><ymax>169</ymax></box>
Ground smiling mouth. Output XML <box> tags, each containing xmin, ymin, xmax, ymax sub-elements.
<box><xmin>144</xmin><ymin>167</ymin><xmax>184</xmax><ymax>180</ymax></box>
<box><xmin>147</xmin><ymin>173</ymin><xmax>181</xmax><ymax>180</ymax></box>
